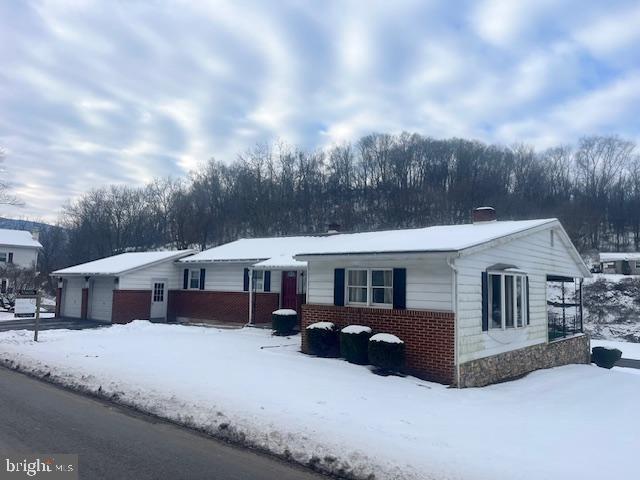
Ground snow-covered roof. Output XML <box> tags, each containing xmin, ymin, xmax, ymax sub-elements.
<box><xmin>252</xmin><ymin>254</ymin><xmax>307</xmax><ymax>270</ymax></box>
<box><xmin>53</xmin><ymin>250</ymin><xmax>195</xmax><ymax>276</ymax></box>
<box><xmin>600</xmin><ymin>252</ymin><xmax>640</xmax><ymax>262</ymax></box>
<box><xmin>180</xmin><ymin>236</ymin><xmax>325</xmax><ymax>264</ymax></box>
<box><xmin>296</xmin><ymin>219</ymin><xmax>557</xmax><ymax>256</ymax></box>
<box><xmin>0</xmin><ymin>228</ymin><xmax>42</xmax><ymax>248</ymax></box>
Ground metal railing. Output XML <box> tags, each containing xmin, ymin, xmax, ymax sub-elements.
<box><xmin>547</xmin><ymin>311</ymin><xmax>582</xmax><ymax>341</ymax></box>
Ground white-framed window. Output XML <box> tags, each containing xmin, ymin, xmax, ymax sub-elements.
<box><xmin>488</xmin><ymin>271</ymin><xmax>528</xmax><ymax>330</ymax></box>
<box><xmin>252</xmin><ymin>270</ymin><xmax>264</xmax><ymax>292</ymax></box>
<box><xmin>189</xmin><ymin>269</ymin><xmax>200</xmax><ymax>289</ymax></box>
<box><xmin>0</xmin><ymin>253</ymin><xmax>6</xmax><ymax>263</ymax></box>
<box><xmin>153</xmin><ymin>282</ymin><xmax>165</xmax><ymax>302</ymax></box>
<box><xmin>346</xmin><ymin>268</ymin><xmax>393</xmax><ymax>307</ymax></box>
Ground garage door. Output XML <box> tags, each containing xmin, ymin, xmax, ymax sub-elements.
<box><xmin>89</xmin><ymin>277</ymin><xmax>114</xmax><ymax>322</ymax></box>
<box><xmin>61</xmin><ymin>277</ymin><xmax>83</xmax><ymax>318</ymax></box>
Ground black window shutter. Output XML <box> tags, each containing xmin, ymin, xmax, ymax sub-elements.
<box><xmin>1</xmin><ymin>279</ymin><xmax>6</xmax><ymax>294</ymax></box>
<box><xmin>392</xmin><ymin>268</ymin><xmax>406</xmax><ymax>309</ymax></box>
<box><xmin>526</xmin><ymin>276</ymin><xmax>530</xmax><ymax>325</ymax></box>
<box><xmin>264</xmin><ymin>271</ymin><xmax>271</xmax><ymax>292</ymax></box>
<box><xmin>243</xmin><ymin>268</ymin><xmax>250</xmax><ymax>291</ymax></box>
<box><xmin>183</xmin><ymin>268</ymin><xmax>189</xmax><ymax>290</ymax></box>
<box><xmin>334</xmin><ymin>268</ymin><xmax>345</xmax><ymax>306</ymax></box>
<box><xmin>199</xmin><ymin>268</ymin><xmax>206</xmax><ymax>290</ymax></box>
<box><xmin>481</xmin><ymin>272</ymin><xmax>489</xmax><ymax>331</ymax></box>
<box><xmin>8</xmin><ymin>252</ymin><xmax>13</xmax><ymax>264</ymax></box>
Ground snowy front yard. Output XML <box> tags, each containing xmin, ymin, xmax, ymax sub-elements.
<box><xmin>0</xmin><ymin>323</ymin><xmax>636</xmax><ymax>480</ymax></box>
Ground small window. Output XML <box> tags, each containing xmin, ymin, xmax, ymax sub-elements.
<box><xmin>189</xmin><ymin>270</ymin><xmax>200</xmax><ymax>289</ymax></box>
<box><xmin>371</xmin><ymin>270</ymin><xmax>392</xmax><ymax>305</ymax></box>
<box><xmin>153</xmin><ymin>282</ymin><xmax>165</xmax><ymax>302</ymax></box>
<box><xmin>252</xmin><ymin>270</ymin><xmax>264</xmax><ymax>292</ymax></box>
<box><xmin>347</xmin><ymin>269</ymin><xmax>368</xmax><ymax>303</ymax></box>
<box><xmin>0</xmin><ymin>253</ymin><xmax>6</xmax><ymax>263</ymax></box>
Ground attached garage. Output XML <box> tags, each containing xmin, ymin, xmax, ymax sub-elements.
<box><xmin>89</xmin><ymin>277</ymin><xmax>114</xmax><ymax>322</ymax></box>
<box><xmin>61</xmin><ymin>277</ymin><xmax>83</xmax><ymax>318</ymax></box>
<box><xmin>52</xmin><ymin>250</ymin><xmax>195</xmax><ymax>323</ymax></box>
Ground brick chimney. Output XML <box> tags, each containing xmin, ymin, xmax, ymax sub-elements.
<box><xmin>472</xmin><ymin>207</ymin><xmax>496</xmax><ymax>223</ymax></box>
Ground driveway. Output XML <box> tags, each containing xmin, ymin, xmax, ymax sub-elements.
<box><xmin>0</xmin><ymin>317</ymin><xmax>105</xmax><ymax>333</ymax></box>
<box><xmin>0</xmin><ymin>367</ymin><xmax>325</xmax><ymax>480</ymax></box>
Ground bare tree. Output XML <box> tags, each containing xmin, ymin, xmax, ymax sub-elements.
<box><xmin>0</xmin><ymin>148</ymin><xmax>23</xmax><ymax>206</ymax></box>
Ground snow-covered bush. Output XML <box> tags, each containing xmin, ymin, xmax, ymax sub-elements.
<box><xmin>591</xmin><ymin>346</ymin><xmax>622</xmax><ymax>369</ymax></box>
<box><xmin>271</xmin><ymin>309</ymin><xmax>298</xmax><ymax>336</ymax></box>
<box><xmin>368</xmin><ymin>333</ymin><xmax>405</xmax><ymax>374</ymax></box>
<box><xmin>340</xmin><ymin>325</ymin><xmax>372</xmax><ymax>365</ymax></box>
<box><xmin>306</xmin><ymin>322</ymin><xmax>338</xmax><ymax>357</ymax></box>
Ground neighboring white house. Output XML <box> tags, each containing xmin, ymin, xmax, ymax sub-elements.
<box><xmin>0</xmin><ymin>228</ymin><xmax>42</xmax><ymax>294</ymax></box>
<box><xmin>52</xmin><ymin>250</ymin><xmax>194</xmax><ymax>323</ymax></box>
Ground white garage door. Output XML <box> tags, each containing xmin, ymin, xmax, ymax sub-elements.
<box><xmin>89</xmin><ymin>277</ymin><xmax>114</xmax><ymax>322</ymax></box>
<box><xmin>61</xmin><ymin>277</ymin><xmax>83</xmax><ymax>318</ymax></box>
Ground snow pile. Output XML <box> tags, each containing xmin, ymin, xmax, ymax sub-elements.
<box><xmin>272</xmin><ymin>309</ymin><xmax>297</xmax><ymax>316</ymax></box>
<box><xmin>370</xmin><ymin>333</ymin><xmax>403</xmax><ymax>344</ymax></box>
<box><xmin>341</xmin><ymin>325</ymin><xmax>372</xmax><ymax>335</ymax></box>
<box><xmin>305</xmin><ymin>321</ymin><xmax>334</xmax><ymax>330</ymax></box>
<box><xmin>0</xmin><ymin>323</ymin><xmax>637</xmax><ymax>480</ymax></box>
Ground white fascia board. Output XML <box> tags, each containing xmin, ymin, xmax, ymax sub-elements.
<box><xmin>295</xmin><ymin>251</ymin><xmax>455</xmax><ymax>263</ymax></box>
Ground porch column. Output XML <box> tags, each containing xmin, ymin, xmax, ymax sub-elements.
<box><xmin>247</xmin><ymin>268</ymin><xmax>254</xmax><ymax>325</ymax></box>
<box><xmin>81</xmin><ymin>276</ymin><xmax>90</xmax><ymax>320</ymax></box>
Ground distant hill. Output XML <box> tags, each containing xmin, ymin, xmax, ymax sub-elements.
<box><xmin>0</xmin><ymin>217</ymin><xmax>53</xmax><ymax>232</ymax></box>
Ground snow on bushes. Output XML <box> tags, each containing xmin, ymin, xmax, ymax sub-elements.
<box><xmin>340</xmin><ymin>325</ymin><xmax>372</xmax><ymax>365</ymax></box>
<box><xmin>306</xmin><ymin>322</ymin><xmax>338</xmax><ymax>357</ymax></box>
<box><xmin>369</xmin><ymin>333</ymin><xmax>405</xmax><ymax>374</ymax></box>
<box><xmin>271</xmin><ymin>309</ymin><xmax>298</xmax><ymax>336</ymax></box>
<box><xmin>591</xmin><ymin>346</ymin><xmax>622</xmax><ymax>369</ymax></box>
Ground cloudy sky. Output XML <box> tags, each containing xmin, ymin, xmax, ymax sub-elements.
<box><xmin>1</xmin><ymin>0</ymin><xmax>640</xmax><ymax>221</ymax></box>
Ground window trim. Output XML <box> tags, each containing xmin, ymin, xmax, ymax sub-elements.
<box><xmin>487</xmin><ymin>270</ymin><xmax>528</xmax><ymax>331</ymax></box>
<box><xmin>345</xmin><ymin>268</ymin><xmax>393</xmax><ymax>308</ymax></box>
<box><xmin>189</xmin><ymin>269</ymin><xmax>200</xmax><ymax>290</ymax></box>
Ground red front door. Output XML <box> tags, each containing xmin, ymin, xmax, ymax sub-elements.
<box><xmin>281</xmin><ymin>271</ymin><xmax>298</xmax><ymax>310</ymax></box>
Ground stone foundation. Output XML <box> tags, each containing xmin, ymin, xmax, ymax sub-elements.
<box><xmin>458</xmin><ymin>334</ymin><xmax>591</xmax><ymax>387</ymax></box>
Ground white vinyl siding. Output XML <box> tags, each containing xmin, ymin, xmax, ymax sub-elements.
<box><xmin>61</xmin><ymin>277</ymin><xmax>83</xmax><ymax>318</ymax></box>
<box><xmin>307</xmin><ymin>257</ymin><xmax>452</xmax><ymax>311</ymax></box>
<box><xmin>89</xmin><ymin>277</ymin><xmax>114</xmax><ymax>322</ymax></box>
<box><xmin>179</xmin><ymin>263</ymin><xmax>281</xmax><ymax>293</ymax></box>
<box><xmin>0</xmin><ymin>246</ymin><xmax>38</xmax><ymax>269</ymax></box>
<box><xmin>456</xmin><ymin>227</ymin><xmax>585</xmax><ymax>364</ymax></box>
<box><xmin>118</xmin><ymin>261</ymin><xmax>183</xmax><ymax>290</ymax></box>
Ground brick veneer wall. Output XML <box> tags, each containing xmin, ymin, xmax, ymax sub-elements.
<box><xmin>168</xmin><ymin>290</ymin><xmax>279</xmax><ymax>324</ymax></box>
<box><xmin>112</xmin><ymin>290</ymin><xmax>151</xmax><ymax>324</ymax></box>
<box><xmin>458</xmin><ymin>334</ymin><xmax>590</xmax><ymax>387</ymax></box>
<box><xmin>301</xmin><ymin>304</ymin><xmax>456</xmax><ymax>384</ymax></box>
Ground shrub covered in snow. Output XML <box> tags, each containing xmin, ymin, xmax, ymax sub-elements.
<box><xmin>368</xmin><ymin>333</ymin><xmax>405</xmax><ymax>374</ymax></box>
<box><xmin>591</xmin><ymin>346</ymin><xmax>622</xmax><ymax>369</ymax></box>
<box><xmin>271</xmin><ymin>309</ymin><xmax>298</xmax><ymax>336</ymax></box>
<box><xmin>340</xmin><ymin>325</ymin><xmax>372</xmax><ymax>365</ymax></box>
<box><xmin>306</xmin><ymin>322</ymin><xmax>338</xmax><ymax>357</ymax></box>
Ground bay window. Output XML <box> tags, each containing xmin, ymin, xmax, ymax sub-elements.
<box><xmin>347</xmin><ymin>269</ymin><xmax>393</xmax><ymax>306</ymax></box>
<box><xmin>488</xmin><ymin>271</ymin><xmax>528</xmax><ymax>330</ymax></box>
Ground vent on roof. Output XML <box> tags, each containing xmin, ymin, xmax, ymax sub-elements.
<box><xmin>472</xmin><ymin>207</ymin><xmax>496</xmax><ymax>223</ymax></box>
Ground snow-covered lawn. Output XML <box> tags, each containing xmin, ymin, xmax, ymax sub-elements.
<box><xmin>591</xmin><ymin>339</ymin><xmax>640</xmax><ymax>360</ymax></box>
<box><xmin>0</xmin><ymin>322</ymin><xmax>636</xmax><ymax>480</ymax></box>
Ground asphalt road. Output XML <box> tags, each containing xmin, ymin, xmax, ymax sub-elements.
<box><xmin>0</xmin><ymin>367</ymin><xmax>327</xmax><ymax>480</ymax></box>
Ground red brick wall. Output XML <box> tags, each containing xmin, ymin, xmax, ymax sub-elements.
<box><xmin>112</xmin><ymin>290</ymin><xmax>151</xmax><ymax>324</ymax></box>
<box><xmin>301</xmin><ymin>304</ymin><xmax>455</xmax><ymax>384</ymax></box>
<box><xmin>168</xmin><ymin>290</ymin><xmax>279</xmax><ymax>324</ymax></box>
<box><xmin>81</xmin><ymin>288</ymin><xmax>89</xmax><ymax>320</ymax></box>
<box><xmin>55</xmin><ymin>287</ymin><xmax>62</xmax><ymax>317</ymax></box>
